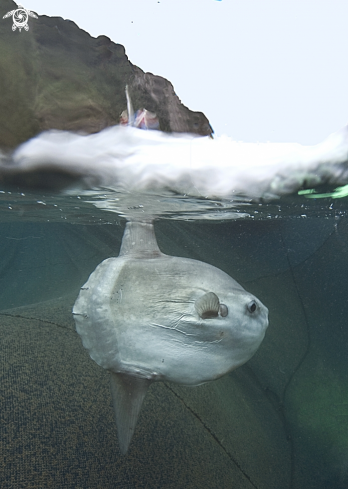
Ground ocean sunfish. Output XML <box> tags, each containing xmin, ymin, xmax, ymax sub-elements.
<box><xmin>73</xmin><ymin>221</ymin><xmax>269</xmax><ymax>454</ymax></box>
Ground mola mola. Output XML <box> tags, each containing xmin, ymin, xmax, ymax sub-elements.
<box><xmin>73</xmin><ymin>221</ymin><xmax>268</xmax><ymax>454</ymax></box>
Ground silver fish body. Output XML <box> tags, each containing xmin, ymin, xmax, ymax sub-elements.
<box><xmin>73</xmin><ymin>221</ymin><xmax>269</xmax><ymax>453</ymax></box>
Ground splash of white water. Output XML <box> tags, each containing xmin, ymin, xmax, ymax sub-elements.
<box><xmin>7</xmin><ymin>124</ymin><xmax>348</xmax><ymax>200</ymax></box>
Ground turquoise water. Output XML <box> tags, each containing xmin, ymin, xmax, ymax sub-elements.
<box><xmin>1</xmin><ymin>179</ymin><xmax>348</xmax><ymax>487</ymax></box>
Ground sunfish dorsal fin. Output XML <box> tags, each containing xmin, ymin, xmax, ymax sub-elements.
<box><xmin>119</xmin><ymin>221</ymin><xmax>163</xmax><ymax>258</ymax></box>
<box><xmin>110</xmin><ymin>372</ymin><xmax>151</xmax><ymax>455</ymax></box>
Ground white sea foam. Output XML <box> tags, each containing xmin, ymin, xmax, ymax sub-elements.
<box><xmin>8</xmin><ymin>124</ymin><xmax>348</xmax><ymax>199</ymax></box>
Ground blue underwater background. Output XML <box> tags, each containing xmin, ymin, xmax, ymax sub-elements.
<box><xmin>0</xmin><ymin>194</ymin><xmax>348</xmax><ymax>488</ymax></box>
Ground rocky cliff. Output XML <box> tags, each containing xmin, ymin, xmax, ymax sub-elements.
<box><xmin>0</xmin><ymin>0</ymin><xmax>213</xmax><ymax>150</ymax></box>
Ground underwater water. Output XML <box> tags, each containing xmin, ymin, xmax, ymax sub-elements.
<box><xmin>1</xmin><ymin>129</ymin><xmax>348</xmax><ymax>488</ymax></box>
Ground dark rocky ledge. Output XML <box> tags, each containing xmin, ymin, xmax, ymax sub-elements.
<box><xmin>0</xmin><ymin>0</ymin><xmax>213</xmax><ymax>150</ymax></box>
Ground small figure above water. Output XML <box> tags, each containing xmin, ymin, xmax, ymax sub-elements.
<box><xmin>119</xmin><ymin>85</ymin><xmax>160</xmax><ymax>130</ymax></box>
<box><xmin>119</xmin><ymin>108</ymin><xmax>160</xmax><ymax>130</ymax></box>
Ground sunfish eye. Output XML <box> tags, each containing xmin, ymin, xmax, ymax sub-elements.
<box><xmin>219</xmin><ymin>303</ymin><xmax>228</xmax><ymax>317</ymax></box>
<box><xmin>247</xmin><ymin>300</ymin><xmax>257</xmax><ymax>313</ymax></box>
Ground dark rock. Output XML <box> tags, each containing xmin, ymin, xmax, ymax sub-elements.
<box><xmin>0</xmin><ymin>0</ymin><xmax>213</xmax><ymax>150</ymax></box>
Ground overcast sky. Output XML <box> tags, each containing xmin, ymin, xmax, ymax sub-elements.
<box><xmin>22</xmin><ymin>0</ymin><xmax>348</xmax><ymax>143</ymax></box>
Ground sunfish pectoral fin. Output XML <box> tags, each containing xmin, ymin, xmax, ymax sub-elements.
<box><xmin>109</xmin><ymin>371</ymin><xmax>151</xmax><ymax>455</ymax></box>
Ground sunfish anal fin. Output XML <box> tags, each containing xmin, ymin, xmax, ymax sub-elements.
<box><xmin>110</xmin><ymin>371</ymin><xmax>151</xmax><ymax>454</ymax></box>
<box><xmin>119</xmin><ymin>221</ymin><xmax>163</xmax><ymax>258</ymax></box>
